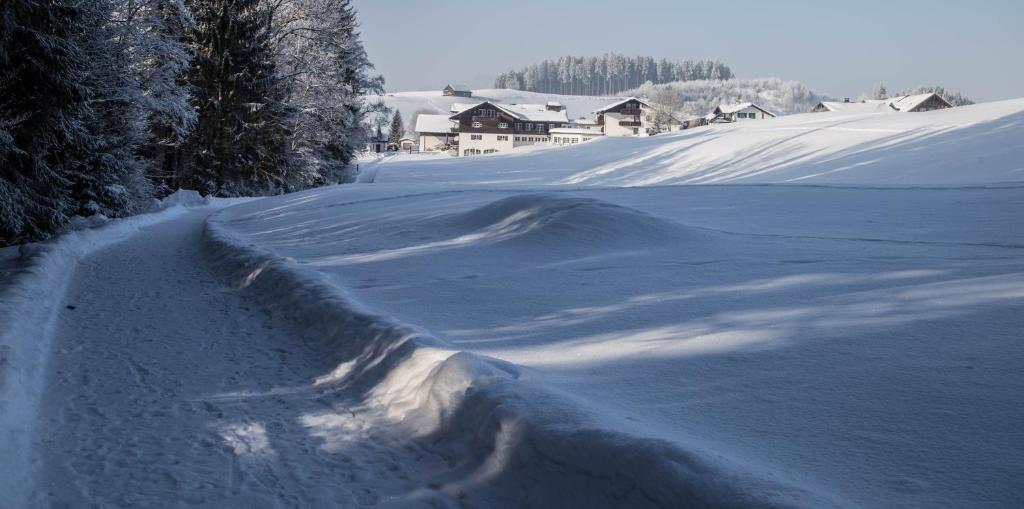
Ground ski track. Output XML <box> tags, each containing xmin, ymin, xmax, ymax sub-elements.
<box><xmin>34</xmin><ymin>210</ymin><xmax>452</xmax><ymax>507</ymax></box>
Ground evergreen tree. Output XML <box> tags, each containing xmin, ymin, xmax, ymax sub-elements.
<box><xmin>493</xmin><ymin>54</ymin><xmax>733</xmax><ymax>96</ymax></box>
<box><xmin>872</xmin><ymin>82</ymin><xmax>888</xmax><ymax>100</ymax></box>
<box><xmin>274</xmin><ymin>0</ymin><xmax>384</xmax><ymax>187</ymax></box>
<box><xmin>0</xmin><ymin>0</ymin><xmax>93</xmax><ymax>243</ymax></box>
<box><xmin>181</xmin><ymin>0</ymin><xmax>292</xmax><ymax>196</ymax></box>
<box><xmin>388</xmin><ymin>111</ymin><xmax>404</xmax><ymax>147</ymax></box>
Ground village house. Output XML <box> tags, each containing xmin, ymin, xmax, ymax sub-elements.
<box><xmin>811</xmin><ymin>92</ymin><xmax>953</xmax><ymax>113</ymax></box>
<box><xmin>443</xmin><ymin>84</ymin><xmax>472</xmax><ymax>97</ymax></box>
<box><xmin>708</xmin><ymin>103</ymin><xmax>776</xmax><ymax>123</ymax></box>
<box><xmin>593</xmin><ymin>98</ymin><xmax>655</xmax><ymax>136</ymax></box>
<box><xmin>414</xmin><ymin>114</ymin><xmax>458</xmax><ymax>152</ymax></box>
<box><xmin>449</xmin><ymin>100</ymin><xmax>568</xmax><ymax>156</ymax></box>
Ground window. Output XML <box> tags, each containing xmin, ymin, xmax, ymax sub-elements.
<box><xmin>477</xmin><ymin>108</ymin><xmax>496</xmax><ymax>117</ymax></box>
<box><xmin>554</xmin><ymin>137</ymin><xmax>561</xmax><ymax>143</ymax></box>
<box><xmin>536</xmin><ymin>124</ymin><xmax>545</xmax><ymax>131</ymax></box>
<box><xmin>571</xmin><ymin>137</ymin><xmax>579</xmax><ymax>144</ymax></box>
<box><xmin>499</xmin><ymin>122</ymin><xmax>508</xmax><ymax>129</ymax></box>
<box><xmin>497</xmin><ymin>135</ymin><xmax>508</xmax><ymax>141</ymax></box>
<box><xmin>515</xmin><ymin>122</ymin><xmax>523</xmax><ymax>130</ymax></box>
<box><xmin>525</xmin><ymin>123</ymin><xmax>533</xmax><ymax>130</ymax></box>
<box><xmin>472</xmin><ymin>121</ymin><xmax>481</xmax><ymax>128</ymax></box>
<box><xmin>471</xmin><ymin>134</ymin><xmax>482</xmax><ymax>140</ymax></box>
<box><xmin>483</xmin><ymin>149</ymin><xmax>496</xmax><ymax>154</ymax></box>
<box><xmin>515</xmin><ymin>136</ymin><xmax>521</xmax><ymax>141</ymax></box>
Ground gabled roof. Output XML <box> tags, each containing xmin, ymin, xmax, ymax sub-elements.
<box><xmin>887</xmin><ymin>92</ymin><xmax>952</xmax><ymax>112</ymax></box>
<box><xmin>415</xmin><ymin>114</ymin><xmax>454</xmax><ymax>134</ymax></box>
<box><xmin>593</xmin><ymin>97</ymin><xmax>651</xmax><ymax>113</ymax></box>
<box><xmin>713</xmin><ymin>102</ymin><xmax>776</xmax><ymax>117</ymax></box>
<box><xmin>814</xmin><ymin>101</ymin><xmax>892</xmax><ymax>113</ymax></box>
<box><xmin>445</xmin><ymin>83</ymin><xmax>472</xmax><ymax>92</ymax></box>
<box><xmin>449</xmin><ymin>101</ymin><xmax>569</xmax><ymax>123</ymax></box>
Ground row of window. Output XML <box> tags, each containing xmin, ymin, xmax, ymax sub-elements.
<box><xmin>554</xmin><ymin>136</ymin><xmax>591</xmax><ymax>144</ymax></box>
<box><xmin>468</xmin><ymin>120</ymin><xmax>547</xmax><ymax>131</ymax></box>
<box><xmin>514</xmin><ymin>136</ymin><xmax>547</xmax><ymax>142</ymax></box>
<box><xmin>736</xmin><ymin>112</ymin><xmax>758</xmax><ymax>119</ymax></box>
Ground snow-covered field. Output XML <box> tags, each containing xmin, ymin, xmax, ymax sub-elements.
<box><xmin>5</xmin><ymin>100</ymin><xmax>1024</xmax><ymax>507</ymax></box>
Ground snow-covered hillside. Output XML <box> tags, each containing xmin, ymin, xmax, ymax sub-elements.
<box><xmin>204</xmin><ymin>98</ymin><xmax>1024</xmax><ymax>507</ymax></box>
<box><xmin>625</xmin><ymin>77</ymin><xmax>824</xmax><ymax>116</ymax></box>
<box><xmin>366</xmin><ymin>98</ymin><xmax>1024</xmax><ymax>186</ymax></box>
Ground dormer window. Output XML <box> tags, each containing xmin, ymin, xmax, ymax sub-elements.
<box><xmin>499</xmin><ymin>122</ymin><xmax>508</xmax><ymax>129</ymax></box>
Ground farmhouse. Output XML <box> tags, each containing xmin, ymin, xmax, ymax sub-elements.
<box><xmin>593</xmin><ymin>98</ymin><xmax>655</xmax><ymax>136</ymax></box>
<box><xmin>443</xmin><ymin>84</ymin><xmax>472</xmax><ymax>97</ymax></box>
<box><xmin>812</xmin><ymin>93</ymin><xmax>953</xmax><ymax>113</ymax></box>
<box><xmin>450</xmin><ymin>101</ymin><xmax>568</xmax><ymax>156</ymax></box>
<box><xmin>415</xmin><ymin>114</ymin><xmax>457</xmax><ymax>152</ymax></box>
<box><xmin>709</xmin><ymin>103</ymin><xmax>775</xmax><ymax>123</ymax></box>
<box><xmin>886</xmin><ymin>92</ymin><xmax>952</xmax><ymax>112</ymax></box>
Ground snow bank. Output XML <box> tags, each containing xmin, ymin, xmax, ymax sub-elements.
<box><xmin>0</xmin><ymin>194</ymin><xmax>220</xmax><ymax>505</ymax></box>
<box><xmin>204</xmin><ymin>196</ymin><xmax>839</xmax><ymax>507</ymax></box>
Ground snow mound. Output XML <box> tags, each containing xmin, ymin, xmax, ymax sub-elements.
<box><xmin>441</xmin><ymin>194</ymin><xmax>702</xmax><ymax>248</ymax></box>
<box><xmin>204</xmin><ymin>208</ymin><xmax>838</xmax><ymax>507</ymax></box>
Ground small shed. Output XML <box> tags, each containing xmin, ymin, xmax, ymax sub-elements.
<box><xmin>443</xmin><ymin>84</ymin><xmax>472</xmax><ymax>97</ymax></box>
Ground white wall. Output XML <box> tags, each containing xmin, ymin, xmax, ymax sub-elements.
<box><xmin>459</xmin><ymin>132</ymin><xmax>514</xmax><ymax>156</ymax></box>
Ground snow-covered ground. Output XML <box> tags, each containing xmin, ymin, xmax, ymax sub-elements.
<box><xmin>5</xmin><ymin>101</ymin><xmax>1024</xmax><ymax>507</ymax></box>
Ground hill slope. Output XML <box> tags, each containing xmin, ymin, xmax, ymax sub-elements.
<box><xmin>368</xmin><ymin>98</ymin><xmax>1024</xmax><ymax>186</ymax></box>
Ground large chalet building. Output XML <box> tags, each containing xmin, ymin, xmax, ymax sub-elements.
<box><xmin>449</xmin><ymin>101</ymin><xmax>569</xmax><ymax>156</ymax></box>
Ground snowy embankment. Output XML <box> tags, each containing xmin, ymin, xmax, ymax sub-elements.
<box><xmin>203</xmin><ymin>203</ymin><xmax>836</xmax><ymax>507</ymax></box>
<box><xmin>0</xmin><ymin>191</ymin><xmax>221</xmax><ymax>503</ymax></box>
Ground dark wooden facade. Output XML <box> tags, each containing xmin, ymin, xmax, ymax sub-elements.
<box><xmin>596</xmin><ymin>98</ymin><xmax>645</xmax><ymax>127</ymax></box>
<box><xmin>450</xmin><ymin>102</ymin><xmax>557</xmax><ymax>136</ymax></box>
<box><xmin>443</xmin><ymin>85</ymin><xmax>472</xmax><ymax>97</ymax></box>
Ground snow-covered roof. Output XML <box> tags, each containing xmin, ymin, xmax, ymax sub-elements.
<box><xmin>450</xmin><ymin>101</ymin><xmax>569</xmax><ymax>123</ymax></box>
<box><xmin>887</xmin><ymin>93</ymin><xmax>951</xmax><ymax>112</ymax></box>
<box><xmin>415</xmin><ymin>114</ymin><xmax>455</xmax><ymax>134</ymax></box>
<box><xmin>593</xmin><ymin>97</ymin><xmax>651</xmax><ymax>113</ymax></box>
<box><xmin>547</xmin><ymin>101</ymin><xmax>562</xmax><ymax>107</ymax></box>
<box><xmin>714</xmin><ymin>102</ymin><xmax>776</xmax><ymax>117</ymax></box>
<box><xmin>815</xmin><ymin>101</ymin><xmax>892</xmax><ymax>113</ymax></box>
<box><xmin>445</xmin><ymin>83</ymin><xmax>471</xmax><ymax>92</ymax></box>
<box><xmin>449</xmin><ymin>102</ymin><xmax>477</xmax><ymax>114</ymax></box>
<box><xmin>500</xmin><ymin>103</ymin><xmax>570</xmax><ymax>122</ymax></box>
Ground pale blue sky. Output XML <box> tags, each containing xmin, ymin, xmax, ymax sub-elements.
<box><xmin>351</xmin><ymin>0</ymin><xmax>1023</xmax><ymax>101</ymax></box>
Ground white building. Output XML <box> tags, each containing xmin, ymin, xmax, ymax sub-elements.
<box><xmin>450</xmin><ymin>101</ymin><xmax>568</xmax><ymax>156</ymax></box>
<box><xmin>593</xmin><ymin>97</ymin><xmax>655</xmax><ymax>136</ymax></box>
<box><xmin>709</xmin><ymin>103</ymin><xmax>776</xmax><ymax>123</ymax></box>
<box><xmin>414</xmin><ymin>114</ymin><xmax>457</xmax><ymax>152</ymax></box>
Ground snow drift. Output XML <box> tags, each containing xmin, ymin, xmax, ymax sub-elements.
<box><xmin>204</xmin><ymin>196</ymin><xmax>839</xmax><ymax>507</ymax></box>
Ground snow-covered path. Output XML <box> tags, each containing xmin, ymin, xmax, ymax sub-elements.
<box><xmin>33</xmin><ymin>210</ymin><xmax>451</xmax><ymax>507</ymax></box>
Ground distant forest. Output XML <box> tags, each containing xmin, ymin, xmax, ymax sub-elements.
<box><xmin>494</xmin><ymin>54</ymin><xmax>733</xmax><ymax>96</ymax></box>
